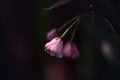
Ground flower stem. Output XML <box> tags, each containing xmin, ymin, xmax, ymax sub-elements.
<box><xmin>58</xmin><ymin>16</ymin><xmax>79</xmax><ymax>31</ymax></box>
<box><xmin>105</xmin><ymin>17</ymin><xmax>115</xmax><ymax>33</ymax></box>
<box><xmin>44</xmin><ymin>0</ymin><xmax>71</xmax><ymax>10</ymax></box>
<box><xmin>60</xmin><ymin>20</ymin><xmax>79</xmax><ymax>38</ymax></box>
<box><xmin>70</xmin><ymin>18</ymin><xmax>80</xmax><ymax>42</ymax></box>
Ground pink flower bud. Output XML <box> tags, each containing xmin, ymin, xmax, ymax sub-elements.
<box><xmin>46</xmin><ymin>28</ymin><xmax>57</xmax><ymax>41</ymax></box>
<box><xmin>63</xmin><ymin>42</ymin><xmax>80</xmax><ymax>59</ymax></box>
<box><xmin>45</xmin><ymin>37</ymin><xmax>63</xmax><ymax>58</ymax></box>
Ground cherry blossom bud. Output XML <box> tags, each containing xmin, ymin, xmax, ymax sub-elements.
<box><xmin>63</xmin><ymin>42</ymin><xmax>80</xmax><ymax>59</ymax></box>
<box><xmin>47</xmin><ymin>28</ymin><xmax>57</xmax><ymax>41</ymax></box>
<box><xmin>45</xmin><ymin>37</ymin><xmax>63</xmax><ymax>58</ymax></box>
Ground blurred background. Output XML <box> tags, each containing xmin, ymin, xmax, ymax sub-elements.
<box><xmin>1</xmin><ymin>0</ymin><xmax>120</xmax><ymax>80</ymax></box>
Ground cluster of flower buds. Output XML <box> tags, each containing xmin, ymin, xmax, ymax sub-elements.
<box><xmin>44</xmin><ymin>0</ymin><xmax>81</xmax><ymax>59</ymax></box>
<box><xmin>44</xmin><ymin>16</ymin><xmax>80</xmax><ymax>59</ymax></box>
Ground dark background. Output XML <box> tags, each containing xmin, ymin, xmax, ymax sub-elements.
<box><xmin>1</xmin><ymin>0</ymin><xmax>120</xmax><ymax>80</ymax></box>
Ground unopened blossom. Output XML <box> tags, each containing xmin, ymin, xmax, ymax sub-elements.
<box><xmin>47</xmin><ymin>28</ymin><xmax>57</xmax><ymax>41</ymax></box>
<box><xmin>45</xmin><ymin>37</ymin><xmax>63</xmax><ymax>58</ymax></box>
<box><xmin>63</xmin><ymin>42</ymin><xmax>80</xmax><ymax>59</ymax></box>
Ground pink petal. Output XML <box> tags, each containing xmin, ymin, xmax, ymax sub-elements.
<box><xmin>45</xmin><ymin>37</ymin><xmax>63</xmax><ymax>58</ymax></box>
